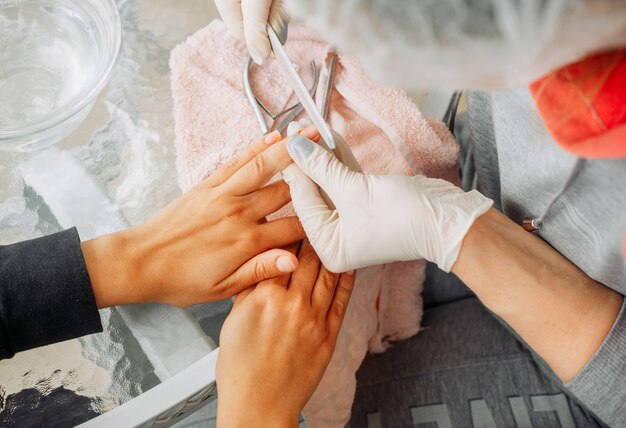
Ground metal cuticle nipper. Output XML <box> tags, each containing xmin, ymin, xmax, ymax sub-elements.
<box><xmin>243</xmin><ymin>56</ymin><xmax>319</xmax><ymax>135</ymax></box>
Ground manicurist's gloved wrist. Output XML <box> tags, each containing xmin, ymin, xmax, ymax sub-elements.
<box><xmin>282</xmin><ymin>134</ymin><xmax>493</xmax><ymax>272</ymax></box>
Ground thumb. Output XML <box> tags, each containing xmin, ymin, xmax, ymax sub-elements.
<box><xmin>214</xmin><ymin>249</ymin><xmax>298</xmax><ymax>298</ymax></box>
<box><xmin>215</xmin><ymin>0</ymin><xmax>245</xmax><ymax>42</ymax></box>
<box><xmin>282</xmin><ymin>163</ymin><xmax>345</xmax><ymax>272</ymax></box>
<box><xmin>286</xmin><ymin>135</ymin><xmax>360</xmax><ymax>205</ymax></box>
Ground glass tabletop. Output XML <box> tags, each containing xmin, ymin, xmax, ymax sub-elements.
<box><xmin>0</xmin><ymin>1</ymin><xmax>228</xmax><ymax>426</ymax></box>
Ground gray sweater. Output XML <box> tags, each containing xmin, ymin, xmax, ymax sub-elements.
<box><xmin>468</xmin><ymin>89</ymin><xmax>626</xmax><ymax>426</ymax></box>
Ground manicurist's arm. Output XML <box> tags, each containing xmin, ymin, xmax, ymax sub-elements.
<box><xmin>282</xmin><ymin>134</ymin><xmax>626</xmax><ymax>425</ymax></box>
<box><xmin>451</xmin><ymin>208</ymin><xmax>626</xmax><ymax>424</ymax></box>
<box><xmin>0</xmin><ymin>127</ymin><xmax>320</xmax><ymax>359</ymax></box>
<box><xmin>452</xmin><ymin>208</ymin><xmax>623</xmax><ymax>381</ymax></box>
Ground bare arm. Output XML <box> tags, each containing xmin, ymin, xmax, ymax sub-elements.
<box><xmin>451</xmin><ymin>208</ymin><xmax>623</xmax><ymax>382</ymax></box>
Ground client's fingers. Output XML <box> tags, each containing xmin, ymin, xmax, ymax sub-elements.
<box><xmin>257</xmin><ymin>216</ymin><xmax>306</xmax><ymax>249</ymax></box>
<box><xmin>288</xmin><ymin>240</ymin><xmax>321</xmax><ymax>297</ymax></box>
<box><xmin>203</xmin><ymin>131</ymin><xmax>282</xmax><ymax>188</ymax></box>
<box><xmin>248</xmin><ymin>180</ymin><xmax>291</xmax><ymax>218</ymax></box>
<box><xmin>311</xmin><ymin>266</ymin><xmax>339</xmax><ymax>317</ymax></box>
<box><xmin>214</xmin><ymin>248</ymin><xmax>299</xmax><ymax>299</ymax></box>
<box><xmin>223</xmin><ymin>140</ymin><xmax>293</xmax><ymax>196</ymax></box>
<box><xmin>326</xmin><ymin>271</ymin><xmax>356</xmax><ymax>338</ymax></box>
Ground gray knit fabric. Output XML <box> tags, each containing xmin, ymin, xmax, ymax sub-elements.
<box><xmin>350</xmin><ymin>297</ymin><xmax>603</xmax><ymax>427</ymax></box>
<box><xmin>566</xmin><ymin>302</ymin><xmax>626</xmax><ymax>424</ymax></box>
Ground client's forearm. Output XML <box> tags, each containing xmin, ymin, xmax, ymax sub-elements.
<box><xmin>451</xmin><ymin>208</ymin><xmax>623</xmax><ymax>382</ymax></box>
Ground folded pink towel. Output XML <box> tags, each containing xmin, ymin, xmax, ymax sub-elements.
<box><xmin>171</xmin><ymin>20</ymin><xmax>459</xmax><ymax>427</ymax></box>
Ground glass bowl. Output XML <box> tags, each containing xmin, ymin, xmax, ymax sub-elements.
<box><xmin>0</xmin><ymin>0</ymin><xmax>122</xmax><ymax>151</ymax></box>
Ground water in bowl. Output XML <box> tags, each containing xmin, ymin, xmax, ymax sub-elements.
<box><xmin>0</xmin><ymin>1</ymin><xmax>99</xmax><ymax>129</ymax></box>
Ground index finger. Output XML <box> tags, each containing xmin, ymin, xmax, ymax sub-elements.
<box><xmin>202</xmin><ymin>131</ymin><xmax>281</xmax><ymax>188</ymax></box>
<box><xmin>222</xmin><ymin>139</ymin><xmax>293</xmax><ymax>196</ymax></box>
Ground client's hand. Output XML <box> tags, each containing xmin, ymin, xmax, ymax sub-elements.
<box><xmin>216</xmin><ymin>240</ymin><xmax>356</xmax><ymax>427</ymax></box>
<box><xmin>82</xmin><ymin>128</ymin><xmax>319</xmax><ymax>308</ymax></box>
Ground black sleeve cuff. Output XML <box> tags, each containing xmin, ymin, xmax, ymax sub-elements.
<box><xmin>0</xmin><ymin>228</ymin><xmax>103</xmax><ymax>359</ymax></box>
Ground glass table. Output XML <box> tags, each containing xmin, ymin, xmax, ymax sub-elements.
<box><xmin>0</xmin><ymin>1</ymin><xmax>228</xmax><ymax>426</ymax></box>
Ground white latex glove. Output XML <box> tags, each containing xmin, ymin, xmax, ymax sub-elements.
<box><xmin>215</xmin><ymin>0</ymin><xmax>289</xmax><ymax>65</ymax></box>
<box><xmin>282</xmin><ymin>135</ymin><xmax>494</xmax><ymax>273</ymax></box>
<box><xmin>286</xmin><ymin>118</ymin><xmax>309</xmax><ymax>137</ymax></box>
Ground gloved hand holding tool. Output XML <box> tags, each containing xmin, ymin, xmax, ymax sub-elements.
<box><xmin>282</xmin><ymin>135</ymin><xmax>493</xmax><ymax>273</ymax></box>
<box><xmin>215</xmin><ymin>0</ymin><xmax>289</xmax><ymax>65</ymax></box>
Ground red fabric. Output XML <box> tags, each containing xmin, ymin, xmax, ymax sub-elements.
<box><xmin>531</xmin><ymin>51</ymin><xmax>626</xmax><ymax>260</ymax></box>
<box><xmin>530</xmin><ymin>50</ymin><xmax>626</xmax><ymax>159</ymax></box>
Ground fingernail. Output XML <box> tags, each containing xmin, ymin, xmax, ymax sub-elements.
<box><xmin>264</xmin><ymin>130</ymin><xmax>281</xmax><ymax>144</ymax></box>
<box><xmin>297</xmin><ymin>125</ymin><xmax>320</xmax><ymax>142</ymax></box>
<box><xmin>276</xmin><ymin>255</ymin><xmax>297</xmax><ymax>273</ymax></box>
<box><xmin>287</xmin><ymin>135</ymin><xmax>315</xmax><ymax>159</ymax></box>
<box><xmin>346</xmin><ymin>270</ymin><xmax>356</xmax><ymax>276</ymax></box>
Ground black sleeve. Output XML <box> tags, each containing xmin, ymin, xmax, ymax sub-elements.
<box><xmin>0</xmin><ymin>228</ymin><xmax>103</xmax><ymax>359</ymax></box>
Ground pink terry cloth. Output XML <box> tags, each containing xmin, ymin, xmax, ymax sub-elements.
<box><xmin>171</xmin><ymin>20</ymin><xmax>460</xmax><ymax>428</ymax></box>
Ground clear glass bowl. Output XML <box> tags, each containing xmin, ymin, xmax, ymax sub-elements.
<box><xmin>0</xmin><ymin>0</ymin><xmax>122</xmax><ymax>151</ymax></box>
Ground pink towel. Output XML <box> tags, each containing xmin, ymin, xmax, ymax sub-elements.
<box><xmin>171</xmin><ymin>21</ymin><xmax>459</xmax><ymax>427</ymax></box>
